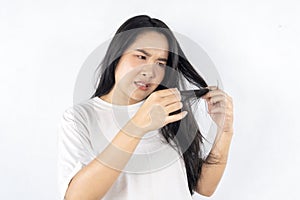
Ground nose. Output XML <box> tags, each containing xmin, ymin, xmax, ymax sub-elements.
<box><xmin>140</xmin><ymin>64</ymin><xmax>156</xmax><ymax>79</ymax></box>
<box><xmin>141</xmin><ymin>71</ymin><xmax>154</xmax><ymax>79</ymax></box>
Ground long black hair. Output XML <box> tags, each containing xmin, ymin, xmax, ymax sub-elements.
<box><xmin>91</xmin><ymin>15</ymin><xmax>208</xmax><ymax>195</ymax></box>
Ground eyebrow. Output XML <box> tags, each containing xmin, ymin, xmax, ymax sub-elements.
<box><xmin>135</xmin><ymin>49</ymin><xmax>168</xmax><ymax>62</ymax></box>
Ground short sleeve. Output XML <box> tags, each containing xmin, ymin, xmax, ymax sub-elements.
<box><xmin>57</xmin><ymin>106</ymin><xmax>96</xmax><ymax>200</ymax></box>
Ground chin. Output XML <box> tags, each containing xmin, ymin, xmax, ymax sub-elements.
<box><xmin>131</xmin><ymin>88</ymin><xmax>155</xmax><ymax>101</ymax></box>
<box><xmin>130</xmin><ymin>91</ymin><xmax>151</xmax><ymax>101</ymax></box>
<box><xmin>126</xmin><ymin>83</ymin><xmax>160</xmax><ymax>102</ymax></box>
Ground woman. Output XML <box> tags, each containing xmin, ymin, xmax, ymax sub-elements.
<box><xmin>58</xmin><ymin>15</ymin><xmax>234</xmax><ymax>199</ymax></box>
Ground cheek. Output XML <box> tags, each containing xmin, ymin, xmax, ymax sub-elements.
<box><xmin>115</xmin><ymin>61</ymin><xmax>138</xmax><ymax>82</ymax></box>
<box><xmin>155</xmin><ymin>68</ymin><xmax>166</xmax><ymax>83</ymax></box>
<box><xmin>115</xmin><ymin>67</ymin><xmax>128</xmax><ymax>81</ymax></box>
<box><xmin>116</xmin><ymin>55</ymin><xmax>156</xmax><ymax>83</ymax></box>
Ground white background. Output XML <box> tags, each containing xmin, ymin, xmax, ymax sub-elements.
<box><xmin>1</xmin><ymin>0</ymin><xmax>299</xmax><ymax>199</ymax></box>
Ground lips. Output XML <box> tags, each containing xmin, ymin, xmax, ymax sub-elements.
<box><xmin>134</xmin><ymin>81</ymin><xmax>150</xmax><ymax>87</ymax></box>
<box><xmin>134</xmin><ymin>81</ymin><xmax>151</xmax><ymax>90</ymax></box>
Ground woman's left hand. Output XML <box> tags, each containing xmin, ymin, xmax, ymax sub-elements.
<box><xmin>201</xmin><ymin>86</ymin><xmax>234</xmax><ymax>133</ymax></box>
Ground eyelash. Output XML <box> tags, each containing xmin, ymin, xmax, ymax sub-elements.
<box><xmin>136</xmin><ymin>55</ymin><xmax>166</xmax><ymax>67</ymax></box>
<box><xmin>136</xmin><ymin>55</ymin><xmax>146</xmax><ymax>60</ymax></box>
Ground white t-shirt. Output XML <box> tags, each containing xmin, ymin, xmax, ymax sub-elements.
<box><xmin>57</xmin><ymin>96</ymin><xmax>193</xmax><ymax>200</ymax></box>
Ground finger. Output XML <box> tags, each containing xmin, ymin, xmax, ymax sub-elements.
<box><xmin>155</xmin><ymin>88</ymin><xmax>180</xmax><ymax>98</ymax></box>
<box><xmin>209</xmin><ymin>106</ymin><xmax>226</xmax><ymax>114</ymax></box>
<box><xmin>202</xmin><ymin>89</ymin><xmax>225</xmax><ymax>99</ymax></box>
<box><xmin>161</xmin><ymin>93</ymin><xmax>182</xmax><ymax>106</ymax></box>
<box><xmin>208</xmin><ymin>95</ymin><xmax>226</xmax><ymax>105</ymax></box>
<box><xmin>164</xmin><ymin>111</ymin><xmax>188</xmax><ymax>125</ymax></box>
<box><xmin>206</xmin><ymin>85</ymin><xmax>218</xmax><ymax>91</ymax></box>
<box><xmin>207</xmin><ymin>101</ymin><xmax>224</xmax><ymax>112</ymax></box>
<box><xmin>208</xmin><ymin>102</ymin><xmax>226</xmax><ymax>112</ymax></box>
<box><xmin>165</xmin><ymin>101</ymin><xmax>183</xmax><ymax>114</ymax></box>
<box><xmin>206</xmin><ymin>94</ymin><xmax>233</xmax><ymax>113</ymax></box>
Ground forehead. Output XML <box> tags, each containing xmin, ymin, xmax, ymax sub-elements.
<box><xmin>126</xmin><ymin>31</ymin><xmax>169</xmax><ymax>54</ymax></box>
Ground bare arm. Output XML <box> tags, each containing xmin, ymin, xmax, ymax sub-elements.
<box><xmin>65</xmin><ymin>121</ymin><xmax>143</xmax><ymax>200</ymax></box>
<box><xmin>196</xmin><ymin>86</ymin><xmax>234</xmax><ymax>196</ymax></box>
<box><xmin>64</xmin><ymin>88</ymin><xmax>186</xmax><ymax>200</ymax></box>
<box><xmin>196</xmin><ymin>129</ymin><xmax>233</xmax><ymax>196</ymax></box>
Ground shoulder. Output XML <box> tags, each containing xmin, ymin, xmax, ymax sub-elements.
<box><xmin>61</xmin><ymin>98</ymin><xmax>96</xmax><ymax>125</ymax></box>
<box><xmin>58</xmin><ymin>98</ymin><xmax>99</xmax><ymax>140</ymax></box>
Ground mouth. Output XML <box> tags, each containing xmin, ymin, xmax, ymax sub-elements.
<box><xmin>134</xmin><ymin>81</ymin><xmax>151</xmax><ymax>91</ymax></box>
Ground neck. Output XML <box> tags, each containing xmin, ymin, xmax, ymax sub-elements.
<box><xmin>100</xmin><ymin>87</ymin><xmax>140</xmax><ymax>106</ymax></box>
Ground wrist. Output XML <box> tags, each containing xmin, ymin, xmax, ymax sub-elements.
<box><xmin>217</xmin><ymin>126</ymin><xmax>233</xmax><ymax>135</ymax></box>
<box><xmin>209</xmin><ymin>128</ymin><xmax>233</xmax><ymax>162</ymax></box>
<box><xmin>122</xmin><ymin>119</ymin><xmax>147</xmax><ymax>138</ymax></box>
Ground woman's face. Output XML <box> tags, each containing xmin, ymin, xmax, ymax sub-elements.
<box><xmin>110</xmin><ymin>31</ymin><xmax>169</xmax><ymax>105</ymax></box>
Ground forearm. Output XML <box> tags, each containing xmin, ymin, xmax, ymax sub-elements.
<box><xmin>65</xmin><ymin>121</ymin><xmax>143</xmax><ymax>200</ymax></box>
<box><xmin>196</xmin><ymin>129</ymin><xmax>233</xmax><ymax>196</ymax></box>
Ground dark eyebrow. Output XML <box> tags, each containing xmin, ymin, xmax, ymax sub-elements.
<box><xmin>135</xmin><ymin>49</ymin><xmax>168</xmax><ymax>62</ymax></box>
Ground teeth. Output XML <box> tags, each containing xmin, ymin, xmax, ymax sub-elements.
<box><xmin>135</xmin><ymin>81</ymin><xmax>148</xmax><ymax>87</ymax></box>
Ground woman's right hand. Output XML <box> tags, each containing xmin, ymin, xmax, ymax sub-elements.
<box><xmin>127</xmin><ymin>88</ymin><xmax>188</xmax><ymax>137</ymax></box>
